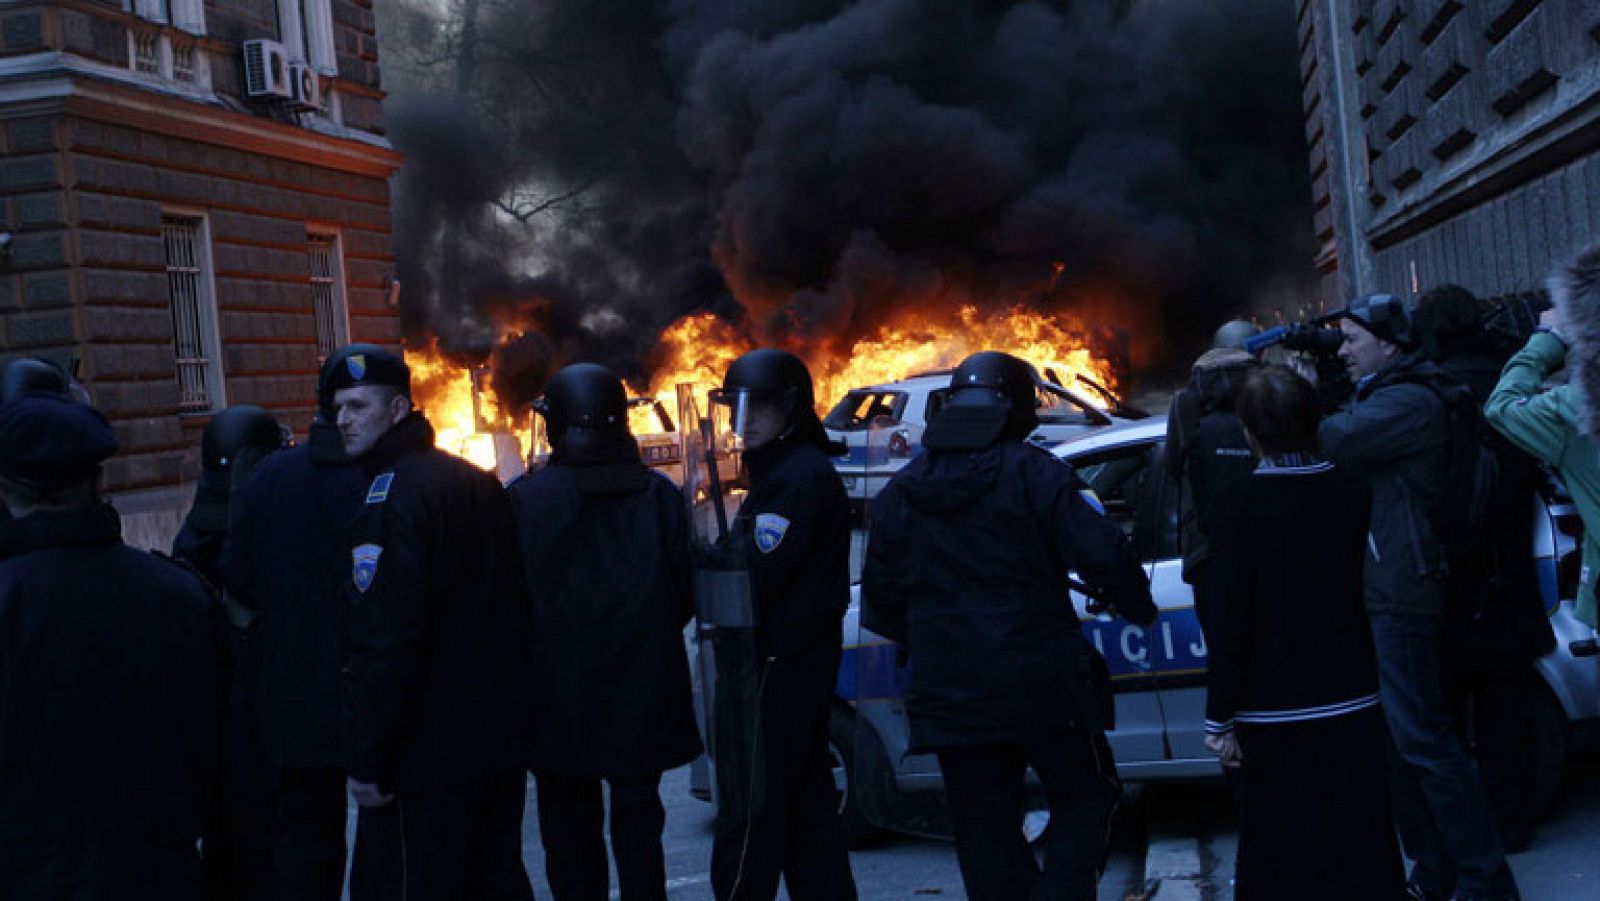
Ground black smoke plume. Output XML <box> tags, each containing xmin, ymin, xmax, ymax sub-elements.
<box><xmin>381</xmin><ymin>0</ymin><xmax>1315</xmax><ymax>404</ymax></box>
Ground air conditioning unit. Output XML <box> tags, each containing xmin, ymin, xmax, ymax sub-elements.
<box><xmin>243</xmin><ymin>39</ymin><xmax>292</xmax><ymax>99</ymax></box>
<box><xmin>288</xmin><ymin>63</ymin><xmax>324</xmax><ymax>111</ymax></box>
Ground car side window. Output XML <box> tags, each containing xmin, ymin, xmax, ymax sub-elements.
<box><xmin>824</xmin><ymin>391</ymin><xmax>908</xmax><ymax>431</ymax></box>
<box><xmin>1035</xmin><ymin>384</ymin><xmax>1090</xmax><ymax>425</ymax></box>
<box><xmin>1069</xmin><ymin>440</ymin><xmax>1179</xmax><ymax>561</ymax></box>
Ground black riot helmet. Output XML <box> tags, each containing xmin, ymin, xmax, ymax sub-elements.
<box><xmin>923</xmin><ymin>351</ymin><xmax>1041</xmax><ymax>452</ymax></box>
<box><xmin>201</xmin><ymin>404</ymin><xmax>287</xmax><ymax>472</ymax></box>
<box><xmin>718</xmin><ymin>348</ymin><xmax>839</xmax><ymax>453</ymax></box>
<box><xmin>1</xmin><ymin>358</ymin><xmax>71</xmax><ymax>403</ymax></box>
<box><xmin>536</xmin><ymin>363</ymin><xmax>630</xmax><ymax>436</ymax></box>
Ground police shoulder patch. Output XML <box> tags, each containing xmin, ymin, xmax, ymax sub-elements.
<box><xmin>1078</xmin><ymin>488</ymin><xmax>1106</xmax><ymax>516</ymax></box>
<box><xmin>754</xmin><ymin>513</ymin><xmax>791</xmax><ymax>554</ymax></box>
<box><xmin>352</xmin><ymin>543</ymin><xmax>383</xmax><ymax>593</ymax></box>
<box><xmin>366</xmin><ymin>471</ymin><xmax>395</xmax><ymax>505</ymax></box>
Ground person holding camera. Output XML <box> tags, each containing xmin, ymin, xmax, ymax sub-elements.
<box><xmin>1203</xmin><ymin>365</ymin><xmax>1403</xmax><ymax>899</ymax></box>
<box><xmin>1485</xmin><ymin>242</ymin><xmax>1600</xmax><ymax>636</ymax></box>
<box><xmin>1320</xmin><ymin>295</ymin><xmax>1519</xmax><ymax>901</ymax></box>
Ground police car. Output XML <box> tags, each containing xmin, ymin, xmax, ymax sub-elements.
<box><xmin>690</xmin><ymin>417</ymin><xmax>1600</xmax><ymax>844</ymax></box>
<box><xmin>824</xmin><ymin>371</ymin><xmax>1140</xmax><ymax>506</ymax></box>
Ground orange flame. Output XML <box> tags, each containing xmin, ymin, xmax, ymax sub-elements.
<box><xmin>405</xmin><ymin>337</ymin><xmax>529</xmax><ymax>472</ymax></box>
<box><xmin>628</xmin><ymin>305</ymin><xmax>1116</xmax><ymax>433</ymax></box>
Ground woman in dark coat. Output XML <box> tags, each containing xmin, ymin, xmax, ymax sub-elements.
<box><xmin>509</xmin><ymin>364</ymin><xmax>702</xmax><ymax>901</ymax></box>
<box><xmin>1204</xmin><ymin>366</ymin><xmax>1405</xmax><ymax>900</ymax></box>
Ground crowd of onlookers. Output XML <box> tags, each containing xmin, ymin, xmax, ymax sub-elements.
<box><xmin>1173</xmin><ymin>239</ymin><xmax>1600</xmax><ymax>901</ymax></box>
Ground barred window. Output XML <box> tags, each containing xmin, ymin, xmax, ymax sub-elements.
<box><xmin>162</xmin><ymin>215</ymin><xmax>225</xmax><ymax>412</ymax></box>
<box><xmin>308</xmin><ymin>232</ymin><xmax>348</xmax><ymax>360</ymax></box>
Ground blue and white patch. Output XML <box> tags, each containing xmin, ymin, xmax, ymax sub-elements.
<box><xmin>352</xmin><ymin>543</ymin><xmax>383</xmax><ymax>593</ymax></box>
<box><xmin>347</xmin><ymin>354</ymin><xmax>368</xmax><ymax>380</ymax></box>
<box><xmin>754</xmin><ymin>514</ymin><xmax>791</xmax><ymax>554</ymax></box>
<box><xmin>1078</xmin><ymin>489</ymin><xmax>1105</xmax><ymax>516</ymax></box>
<box><xmin>366</xmin><ymin>472</ymin><xmax>395</xmax><ymax>505</ymax></box>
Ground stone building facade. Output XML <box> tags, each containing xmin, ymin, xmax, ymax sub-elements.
<box><xmin>0</xmin><ymin>0</ymin><xmax>402</xmax><ymax>547</ymax></box>
<box><xmin>1296</xmin><ymin>0</ymin><xmax>1600</xmax><ymax>308</ymax></box>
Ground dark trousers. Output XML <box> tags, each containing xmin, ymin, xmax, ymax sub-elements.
<box><xmin>935</xmin><ymin>730</ymin><xmax>1121</xmax><ymax>901</ymax></box>
<box><xmin>349</xmin><ymin>770</ymin><xmax>534</xmax><ymax>901</ymax></box>
<box><xmin>709</xmin><ymin>646</ymin><xmax>857</xmax><ymax>901</ymax></box>
<box><xmin>535</xmin><ymin>771</ymin><xmax>667</xmax><ymax>901</ymax></box>
<box><xmin>206</xmin><ymin>635</ymin><xmax>275</xmax><ymax>901</ymax></box>
<box><xmin>270</xmin><ymin>767</ymin><xmax>347</xmax><ymax>901</ymax></box>
<box><xmin>1446</xmin><ymin>669</ymin><xmax>1548</xmax><ymax>851</ymax></box>
<box><xmin>1370</xmin><ymin>613</ymin><xmax>1519</xmax><ymax>899</ymax></box>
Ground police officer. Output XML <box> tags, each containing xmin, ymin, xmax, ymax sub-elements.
<box><xmin>173</xmin><ymin>404</ymin><xmax>286</xmax><ymax>901</ymax></box>
<box><xmin>0</xmin><ymin>357</ymin><xmax>87</xmax><ymax>527</ymax></box>
<box><xmin>706</xmin><ymin>348</ymin><xmax>857</xmax><ymax>901</ymax></box>
<box><xmin>329</xmin><ymin>348</ymin><xmax>533</xmax><ymax>901</ymax></box>
<box><xmin>862</xmin><ymin>351</ymin><xmax>1156</xmax><ymax>901</ymax></box>
<box><xmin>509</xmin><ymin>363</ymin><xmax>702</xmax><ymax>901</ymax></box>
<box><xmin>0</xmin><ymin>394</ymin><xmax>226</xmax><ymax>899</ymax></box>
<box><xmin>219</xmin><ymin>349</ymin><xmax>375</xmax><ymax>900</ymax></box>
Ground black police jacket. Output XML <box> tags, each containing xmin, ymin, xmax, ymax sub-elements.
<box><xmin>862</xmin><ymin>441</ymin><xmax>1155</xmax><ymax>750</ymax></box>
<box><xmin>173</xmin><ymin>469</ymin><xmax>230</xmax><ymax>584</ymax></box>
<box><xmin>341</xmin><ymin>414</ymin><xmax>532</xmax><ymax>792</ymax></box>
<box><xmin>737</xmin><ymin>434</ymin><xmax>852</xmax><ymax>656</ymax></box>
<box><xmin>221</xmin><ymin>430</ymin><xmax>368</xmax><ymax>769</ymax></box>
<box><xmin>509</xmin><ymin>441</ymin><xmax>703</xmax><ymax>781</ymax></box>
<box><xmin>0</xmin><ymin>506</ymin><xmax>225</xmax><ymax>900</ymax></box>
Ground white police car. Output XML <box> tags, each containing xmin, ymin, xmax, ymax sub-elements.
<box><xmin>690</xmin><ymin>417</ymin><xmax>1600</xmax><ymax>844</ymax></box>
<box><xmin>824</xmin><ymin>371</ymin><xmax>1138</xmax><ymax>506</ymax></box>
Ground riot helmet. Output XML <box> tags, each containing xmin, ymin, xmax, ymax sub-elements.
<box><xmin>923</xmin><ymin>351</ymin><xmax>1040</xmax><ymax>451</ymax></box>
<box><xmin>201</xmin><ymin>404</ymin><xmax>286</xmax><ymax>472</ymax></box>
<box><xmin>716</xmin><ymin>348</ymin><xmax>834</xmax><ymax>452</ymax></box>
<box><xmin>1</xmin><ymin>358</ymin><xmax>71</xmax><ymax>403</ymax></box>
<box><xmin>536</xmin><ymin>363</ymin><xmax>630</xmax><ymax>436</ymax></box>
<box><xmin>1213</xmin><ymin>320</ymin><xmax>1261</xmax><ymax>351</ymax></box>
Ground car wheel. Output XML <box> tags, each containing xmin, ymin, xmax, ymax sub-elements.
<box><xmin>1519</xmin><ymin>674</ymin><xmax>1568</xmax><ymax>826</ymax></box>
<box><xmin>827</xmin><ymin>704</ymin><xmax>889</xmax><ymax>848</ymax></box>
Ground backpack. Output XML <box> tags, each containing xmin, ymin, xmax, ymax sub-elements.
<box><xmin>1397</xmin><ymin>371</ymin><xmax>1500</xmax><ymax>551</ymax></box>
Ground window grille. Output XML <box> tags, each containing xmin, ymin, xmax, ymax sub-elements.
<box><xmin>163</xmin><ymin>216</ymin><xmax>220</xmax><ymax>411</ymax></box>
<box><xmin>134</xmin><ymin>30</ymin><xmax>160</xmax><ymax>74</ymax></box>
<box><xmin>308</xmin><ymin>233</ymin><xmax>347</xmax><ymax>360</ymax></box>
<box><xmin>172</xmin><ymin>43</ymin><xmax>195</xmax><ymax>81</ymax></box>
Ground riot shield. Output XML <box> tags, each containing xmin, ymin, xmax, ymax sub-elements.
<box><xmin>679</xmin><ymin>383</ymin><xmax>764</xmax><ymax>827</ymax></box>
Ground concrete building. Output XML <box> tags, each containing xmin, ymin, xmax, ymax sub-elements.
<box><xmin>0</xmin><ymin>0</ymin><xmax>402</xmax><ymax>547</ymax></box>
<box><xmin>1296</xmin><ymin>0</ymin><xmax>1600</xmax><ymax>308</ymax></box>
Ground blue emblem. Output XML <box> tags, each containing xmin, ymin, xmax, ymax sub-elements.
<box><xmin>366</xmin><ymin>472</ymin><xmax>394</xmax><ymax>505</ymax></box>
<box><xmin>347</xmin><ymin>354</ymin><xmax>368</xmax><ymax>380</ymax></box>
<box><xmin>352</xmin><ymin>543</ymin><xmax>383</xmax><ymax>593</ymax></box>
<box><xmin>754</xmin><ymin>513</ymin><xmax>790</xmax><ymax>554</ymax></box>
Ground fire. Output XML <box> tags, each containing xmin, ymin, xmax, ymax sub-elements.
<box><xmin>404</xmin><ymin>337</ymin><xmax>528</xmax><ymax>472</ymax></box>
<box><xmin>628</xmin><ymin>306</ymin><xmax>1116</xmax><ymax>433</ymax></box>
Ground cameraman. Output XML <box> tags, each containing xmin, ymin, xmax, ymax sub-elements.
<box><xmin>1485</xmin><ymin>243</ymin><xmax>1600</xmax><ymax>636</ymax></box>
<box><xmin>1414</xmin><ymin>285</ymin><xmax>1555</xmax><ymax>851</ymax></box>
<box><xmin>1320</xmin><ymin>294</ymin><xmax>1519</xmax><ymax>901</ymax></box>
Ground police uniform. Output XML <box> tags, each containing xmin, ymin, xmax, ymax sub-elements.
<box><xmin>707</xmin><ymin>350</ymin><xmax>857</xmax><ymax>901</ymax></box>
<box><xmin>861</xmin><ymin>352</ymin><xmax>1155</xmax><ymax>901</ymax></box>
<box><xmin>0</xmin><ymin>395</ymin><xmax>227</xmax><ymax>900</ymax></box>
<box><xmin>333</xmin><ymin>352</ymin><xmax>534</xmax><ymax>901</ymax></box>
<box><xmin>510</xmin><ymin>363</ymin><xmax>703</xmax><ymax>901</ymax></box>
<box><xmin>220</xmin><ymin>361</ymin><xmax>373</xmax><ymax>901</ymax></box>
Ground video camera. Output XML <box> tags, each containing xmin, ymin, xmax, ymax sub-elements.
<box><xmin>1243</xmin><ymin>316</ymin><xmax>1344</xmax><ymax>357</ymax></box>
<box><xmin>1480</xmin><ymin>291</ymin><xmax>1551</xmax><ymax>359</ymax></box>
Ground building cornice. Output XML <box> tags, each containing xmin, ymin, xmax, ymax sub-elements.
<box><xmin>0</xmin><ymin>52</ymin><xmax>403</xmax><ymax>178</ymax></box>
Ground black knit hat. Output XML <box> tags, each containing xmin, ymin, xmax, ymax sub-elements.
<box><xmin>0</xmin><ymin>394</ymin><xmax>117</xmax><ymax>488</ymax></box>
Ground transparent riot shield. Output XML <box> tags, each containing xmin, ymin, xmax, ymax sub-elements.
<box><xmin>679</xmin><ymin>383</ymin><xmax>764</xmax><ymax>828</ymax></box>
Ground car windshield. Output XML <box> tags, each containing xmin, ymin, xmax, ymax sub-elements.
<box><xmin>824</xmin><ymin>390</ymin><xmax>907</xmax><ymax>431</ymax></box>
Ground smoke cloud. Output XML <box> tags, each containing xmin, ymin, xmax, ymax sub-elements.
<box><xmin>381</xmin><ymin>0</ymin><xmax>1314</xmax><ymax>400</ymax></box>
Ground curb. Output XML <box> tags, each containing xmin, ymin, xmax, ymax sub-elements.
<box><xmin>1141</xmin><ymin>832</ymin><xmax>1205</xmax><ymax>900</ymax></box>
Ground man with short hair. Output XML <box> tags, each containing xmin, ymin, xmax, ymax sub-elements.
<box><xmin>1320</xmin><ymin>295</ymin><xmax>1519</xmax><ymax>901</ymax></box>
<box><xmin>0</xmin><ymin>394</ymin><xmax>226</xmax><ymax>900</ymax></box>
<box><xmin>330</xmin><ymin>348</ymin><xmax>534</xmax><ymax>901</ymax></box>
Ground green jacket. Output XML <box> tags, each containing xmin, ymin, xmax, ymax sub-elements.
<box><xmin>1484</xmin><ymin>331</ymin><xmax>1600</xmax><ymax>629</ymax></box>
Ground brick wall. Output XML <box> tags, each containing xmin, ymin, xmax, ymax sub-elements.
<box><xmin>1299</xmin><ymin>0</ymin><xmax>1600</xmax><ymax>301</ymax></box>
